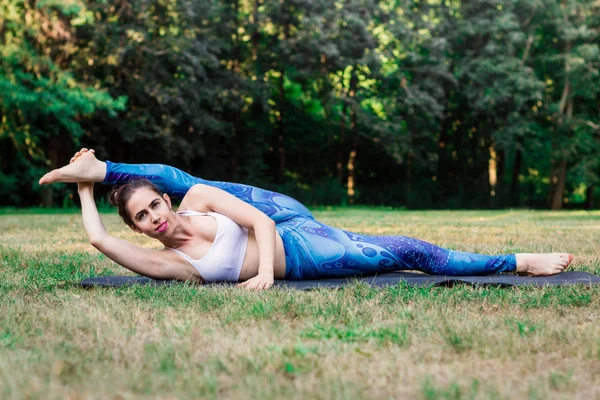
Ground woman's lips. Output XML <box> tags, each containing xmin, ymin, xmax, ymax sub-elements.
<box><xmin>156</xmin><ymin>221</ymin><xmax>168</xmax><ymax>232</ymax></box>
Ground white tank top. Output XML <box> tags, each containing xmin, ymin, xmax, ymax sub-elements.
<box><xmin>168</xmin><ymin>210</ymin><xmax>249</xmax><ymax>282</ymax></box>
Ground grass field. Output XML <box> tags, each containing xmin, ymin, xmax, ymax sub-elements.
<box><xmin>1</xmin><ymin>208</ymin><xmax>600</xmax><ymax>399</ymax></box>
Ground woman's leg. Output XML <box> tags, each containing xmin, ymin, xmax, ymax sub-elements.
<box><xmin>277</xmin><ymin>217</ymin><xmax>570</xmax><ymax>279</ymax></box>
<box><xmin>39</xmin><ymin>150</ymin><xmax>314</xmax><ymax>221</ymax></box>
<box><xmin>104</xmin><ymin>161</ymin><xmax>314</xmax><ymax>221</ymax></box>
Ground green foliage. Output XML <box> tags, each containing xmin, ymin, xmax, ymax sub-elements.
<box><xmin>1</xmin><ymin>0</ymin><xmax>599</xmax><ymax>208</ymax></box>
<box><xmin>0</xmin><ymin>0</ymin><xmax>125</xmax><ymax>205</ymax></box>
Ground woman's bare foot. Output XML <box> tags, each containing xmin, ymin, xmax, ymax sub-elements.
<box><xmin>39</xmin><ymin>148</ymin><xmax>107</xmax><ymax>185</ymax></box>
<box><xmin>515</xmin><ymin>253</ymin><xmax>573</xmax><ymax>276</ymax></box>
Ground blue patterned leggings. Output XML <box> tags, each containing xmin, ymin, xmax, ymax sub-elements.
<box><xmin>276</xmin><ymin>216</ymin><xmax>515</xmax><ymax>279</ymax></box>
<box><xmin>104</xmin><ymin>161</ymin><xmax>516</xmax><ymax>278</ymax></box>
<box><xmin>104</xmin><ymin>161</ymin><xmax>313</xmax><ymax>223</ymax></box>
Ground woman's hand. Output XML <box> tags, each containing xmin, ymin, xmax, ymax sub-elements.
<box><xmin>73</xmin><ymin>149</ymin><xmax>96</xmax><ymax>193</ymax></box>
<box><xmin>237</xmin><ymin>272</ymin><xmax>275</xmax><ymax>291</ymax></box>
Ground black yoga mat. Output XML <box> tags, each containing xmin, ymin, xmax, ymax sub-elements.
<box><xmin>78</xmin><ymin>271</ymin><xmax>600</xmax><ymax>290</ymax></box>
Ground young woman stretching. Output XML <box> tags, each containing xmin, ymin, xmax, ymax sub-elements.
<box><xmin>39</xmin><ymin>149</ymin><xmax>573</xmax><ymax>290</ymax></box>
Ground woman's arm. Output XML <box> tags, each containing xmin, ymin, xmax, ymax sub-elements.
<box><xmin>182</xmin><ymin>184</ymin><xmax>277</xmax><ymax>290</ymax></box>
<box><xmin>77</xmin><ymin>183</ymin><xmax>189</xmax><ymax>280</ymax></box>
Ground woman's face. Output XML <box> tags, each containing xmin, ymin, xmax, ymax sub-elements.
<box><xmin>126</xmin><ymin>187</ymin><xmax>174</xmax><ymax>238</ymax></box>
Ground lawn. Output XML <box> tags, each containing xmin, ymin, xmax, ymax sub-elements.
<box><xmin>1</xmin><ymin>208</ymin><xmax>600</xmax><ymax>399</ymax></box>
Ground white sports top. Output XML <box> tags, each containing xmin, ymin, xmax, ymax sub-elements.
<box><xmin>168</xmin><ymin>210</ymin><xmax>249</xmax><ymax>282</ymax></box>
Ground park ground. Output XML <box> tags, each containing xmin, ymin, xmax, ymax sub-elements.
<box><xmin>1</xmin><ymin>208</ymin><xmax>600</xmax><ymax>399</ymax></box>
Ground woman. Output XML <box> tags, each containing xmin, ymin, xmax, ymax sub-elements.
<box><xmin>40</xmin><ymin>149</ymin><xmax>573</xmax><ymax>290</ymax></box>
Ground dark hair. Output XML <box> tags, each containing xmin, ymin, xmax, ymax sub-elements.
<box><xmin>108</xmin><ymin>179</ymin><xmax>164</xmax><ymax>227</ymax></box>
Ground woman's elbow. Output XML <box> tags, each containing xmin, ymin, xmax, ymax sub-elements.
<box><xmin>89</xmin><ymin>236</ymin><xmax>107</xmax><ymax>250</ymax></box>
<box><xmin>261</xmin><ymin>218</ymin><xmax>276</xmax><ymax>230</ymax></box>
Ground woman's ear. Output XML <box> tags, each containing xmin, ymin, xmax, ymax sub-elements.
<box><xmin>163</xmin><ymin>193</ymin><xmax>172</xmax><ymax>209</ymax></box>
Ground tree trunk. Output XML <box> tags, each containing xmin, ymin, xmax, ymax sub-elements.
<box><xmin>585</xmin><ymin>185</ymin><xmax>594</xmax><ymax>210</ymax></box>
<box><xmin>510</xmin><ymin>144</ymin><xmax>523</xmax><ymax>206</ymax></box>
<box><xmin>507</xmin><ymin>31</ymin><xmax>531</xmax><ymax>207</ymax></box>
<box><xmin>336</xmin><ymin>102</ymin><xmax>347</xmax><ymax>185</ymax></box>
<box><xmin>496</xmin><ymin>148</ymin><xmax>505</xmax><ymax>206</ymax></box>
<box><xmin>276</xmin><ymin>1</ymin><xmax>288</xmax><ymax>183</ymax></box>
<box><xmin>550</xmin><ymin>96</ymin><xmax>573</xmax><ymax>210</ymax></box>
<box><xmin>488</xmin><ymin>142</ymin><xmax>498</xmax><ymax>208</ymax></box>
<box><xmin>277</xmin><ymin>70</ymin><xmax>286</xmax><ymax>183</ymax></box>
<box><xmin>520</xmin><ymin>33</ymin><xmax>534</xmax><ymax>68</ymax></box>
<box><xmin>346</xmin><ymin>67</ymin><xmax>358</xmax><ymax>204</ymax></box>
<box><xmin>231</xmin><ymin>121</ymin><xmax>241</xmax><ymax>181</ymax></box>
<box><xmin>436</xmin><ymin>116</ymin><xmax>451</xmax><ymax>185</ymax></box>
<box><xmin>230</xmin><ymin>0</ymin><xmax>242</xmax><ymax>180</ymax></box>
<box><xmin>550</xmin><ymin>33</ymin><xmax>572</xmax><ymax>210</ymax></box>
<box><xmin>251</xmin><ymin>0</ymin><xmax>259</xmax><ymax>64</ymax></box>
<box><xmin>551</xmin><ymin>159</ymin><xmax>568</xmax><ymax>210</ymax></box>
<box><xmin>347</xmin><ymin>109</ymin><xmax>358</xmax><ymax>205</ymax></box>
<box><xmin>41</xmin><ymin>138</ymin><xmax>60</xmax><ymax>207</ymax></box>
<box><xmin>406</xmin><ymin>153</ymin><xmax>413</xmax><ymax>199</ymax></box>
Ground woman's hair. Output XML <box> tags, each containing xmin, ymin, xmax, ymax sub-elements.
<box><xmin>108</xmin><ymin>179</ymin><xmax>164</xmax><ymax>227</ymax></box>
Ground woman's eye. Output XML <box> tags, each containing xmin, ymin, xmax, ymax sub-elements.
<box><xmin>152</xmin><ymin>202</ymin><xmax>158</xmax><ymax>208</ymax></box>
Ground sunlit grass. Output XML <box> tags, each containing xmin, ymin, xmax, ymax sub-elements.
<box><xmin>1</xmin><ymin>208</ymin><xmax>600</xmax><ymax>399</ymax></box>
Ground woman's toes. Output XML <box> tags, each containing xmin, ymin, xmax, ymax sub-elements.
<box><xmin>39</xmin><ymin>171</ymin><xmax>56</xmax><ymax>185</ymax></box>
<box><xmin>70</xmin><ymin>150</ymin><xmax>87</xmax><ymax>164</ymax></box>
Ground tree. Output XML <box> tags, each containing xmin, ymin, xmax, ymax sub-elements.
<box><xmin>0</xmin><ymin>0</ymin><xmax>125</xmax><ymax>206</ymax></box>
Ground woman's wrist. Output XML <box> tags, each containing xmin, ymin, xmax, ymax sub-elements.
<box><xmin>258</xmin><ymin>266</ymin><xmax>274</xmax><ymax>276</ymax></box>
<box><xmin>77</xmin><ymin>182</ymin><xmax>94</xmax><ymax>194</ymax></box>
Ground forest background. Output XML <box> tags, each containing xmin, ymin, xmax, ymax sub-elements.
<box><xmin>1</xmin><ymin>0</ymin><xmax>599</xmax><ymax>209</ymax></box>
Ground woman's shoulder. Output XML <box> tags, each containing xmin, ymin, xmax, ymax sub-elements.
<box><xmin>182</xmin><ymin>184</ymin><xmax>211</xmax><ymax>202</ymax></box>
<box><xmin>182</xmin><ymin>184</ymin><xmax>232</xmax><ymax>210</ymax></box>
<box><xmin>178</xmin><ymin>190</ymin><xmax>211</xmax><ymax>213</ymax></box>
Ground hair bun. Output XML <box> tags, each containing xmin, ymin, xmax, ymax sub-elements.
<box><xmin>108</xmin><ymin>186</ymin><xmax>121</xmax><ymax>207</ymax></box>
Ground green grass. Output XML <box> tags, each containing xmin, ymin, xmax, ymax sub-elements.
<box><xmin>1</xmin><ymin>208</ymin><xmax>600</xmax><ymax>399</ymax></box>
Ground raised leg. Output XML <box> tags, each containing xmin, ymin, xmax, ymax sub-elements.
<box><xmin>104</xmin><ymin>161</ymin><xmax>314</xmax><ymax>221</ymax></box>
<box><xmin>40</xmin><ymin>149</ymin><xmax>314</xmax><ymax>222</ymax></box>
<box><xmin>103</xmin><ymin>160</ymin><xmax>201</xmax><ymax>200</ymax></box>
